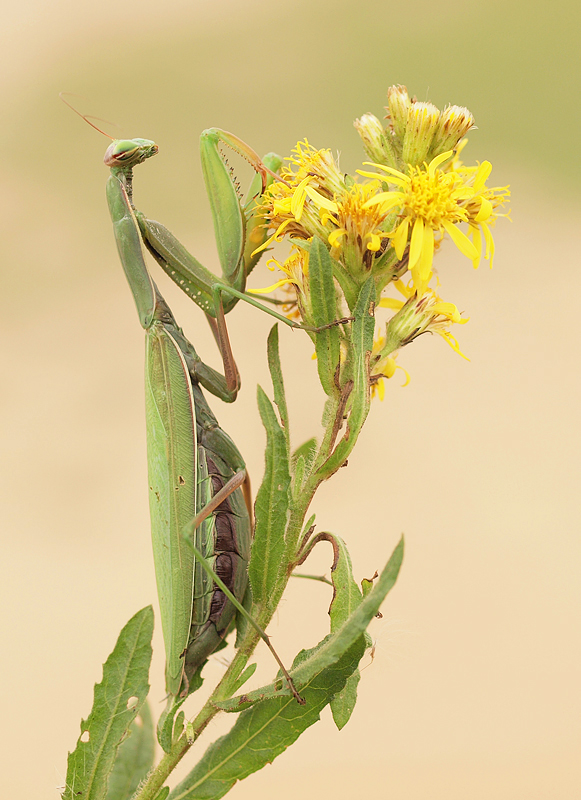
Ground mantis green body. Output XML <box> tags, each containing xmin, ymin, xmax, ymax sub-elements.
<box><xmin>105</xmin><ymin>132</ymin><xmax>274</xmax><ymax>696</ymax></box>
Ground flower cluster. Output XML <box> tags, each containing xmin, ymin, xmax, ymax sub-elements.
<box><xmin>252</xmin><ymin>86</ymin><xmax>509</xmax><ymax>398</ymax></box>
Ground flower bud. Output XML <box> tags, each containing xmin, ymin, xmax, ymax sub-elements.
<box><xmin>402</xmin><ymin>102</ymin><xmax>440</xmax><ymax>167</ymax></box>
<box><xmin>429</xmin><ymin>105</ymin><xmax>476</xmax><ymax>158</ymax></box>
<box><xmin>354</xmin><ymin>113</ymin><xmax>397</xmax><ymax>168</ymax></box>
<box><xmin>382</xmin><ymin>289</ymin><xmax>468</xmax><ymax>355</ymax></box>
<box><xmin>386</xmin><ymin>85</ymin><xmax>411</xmax><ymax>142</ymax></box>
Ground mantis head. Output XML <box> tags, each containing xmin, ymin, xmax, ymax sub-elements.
<box><xmin>104</xmin><ymin>138</ymin><xmax>159</xmax><ymax>171</ymax></box>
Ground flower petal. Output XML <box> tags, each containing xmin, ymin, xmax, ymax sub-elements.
<box><xmin>474</xmin><ymin>195</ymin><xmax>493</xmax><ymax>223</ymax></box>
<box><xmin>428</xmin><ymin>150</ymin><xmax>454</xmax><ymax>177</ymax></box>
<box><xmin>392</xmin><ymin>217</ymin><xmax>410</xmax><ymax>260</ymax></box>
<box><xmin>248</xmin><ymin>278</ymin><xmax>295</xmax><ymax>294</ymax></box>
<box><xmin>378</xmin><ymin>297</ymin><xmax>405</xmax><ymax>310</ymax></box>
<box><xmin>473</xmin><ymin>160</ymin><xmax>492</xmax><ymax>192</ymax></box>
<box><xmin>442</xmin><ymin>220</ymin><xmax>478</xmax><ymax>260</ymax></box>
<box><xmin>363</xmin><ymin>192</ymin><xmax>405</xmax><ymax>210</ymax></box>
<box><xmin>304</xmin><ymin>185</ymin><xmax>338</xmax><ymax>212</ymax></box>
<box><xmin>409</xmin><ymin>217</ymin><xmax>425</xmax><ymax>270</ymax></box>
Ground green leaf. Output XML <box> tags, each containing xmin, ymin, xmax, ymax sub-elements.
<box><xmin>319</xmin><ymin>277</ymin><xmax>375</xmax><ymax>476</ymax></box>
<box><xmin>327</xmin><ymin>534</ymin><xmax>363</xmax><ymax>632</ymax></box>
<box><xmin>230</xmin><ymin>662</ymin><xmax>257</xmax><ymax>695</ymax></box>
<box><xmin>157</xmin><ymin>693</ymin><xmax>187</xmax><ymax>754</ymax></box>
<box><xmin>351</xmin><ymin>276</ymin><xmax>376</xmax><ymax>403</ymax></box>
<box><xmin>249</xmin><ymin>387</ymin><xmax>291</xmax><ymax>608</ymax></box>
<box><xmin>330</xmin><ymin>671</ymin><xmax>361</xmax><ymax>731</ymax></box>
<box><xmin>105</xmin><ymin>701</ymin><xmax>155</xmax><ymax>800</ymax></box>
<box><xmin>291</xmin><ymin>437</ymin><xmax>317</xmax><ymax>467</ymax></box>
<box><xmin>153</xmin><ymin>788</ymin><xmax>170</xmax><ymax>800</ymax></box>
<box><xmin>63</xmin><ymin>606</ymin><xmax>154</xmax><ymax>800</ymax></box>
<box><xmin>326</xmin><ymin>534</ymin><xmax>364</xmax><ymax>730</ymax></box>
<box><xmin>217</xmin><ymin>537</ymin><xmax>404</xmax><ymax>711</ymax></box>
<box><xmin>266</xmin><ymin>325</ymin><xmax>289</xmax><ymax>452</ymax></box>
<box><xmin>309</xmin><ymin>236</ymin><xmax>341</xmax><ymax>396</ymax></box>
<box><xmin>167</xmin><ymin>640</ymin><xmax>365</xmax><ymax>800</ymax></box>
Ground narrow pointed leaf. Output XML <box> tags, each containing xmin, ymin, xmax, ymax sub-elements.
<box><xmin>320</xmin><ymin>277</ymin><xmax>375</xmax><ymax>475</ymax></box>
<box><xmin>266</xmin><ymin>325</ymin><xmax>289</xmax><ymax>452</ymax></box>
<box><xmin>249</xmin><ymin>387</ymin><xmax>291</xmax><ymax>607</ymax></box>
<box><xmin>309</xmin><ymin>236</ymin><xmax>341</xmax><ymax>395</ymax></box>
<box><xmin>63</xmin><ymin>606</ymin><xmax>154</xmax><ymax>800</ymax></box>
<box><xmin>168</xmin><ymin>640</ymin><xmax>365</xmax><ymax>800</ymax></box>
<box><xmin>105</xmin><ymin>701</ymin><xmax>155</xmax><ymax>800</ymax></box>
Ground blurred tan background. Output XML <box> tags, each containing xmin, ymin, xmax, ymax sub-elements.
<box><xmin>1</xmin><ymin>0</ymin><xmax>580</xmax><ymax>797</ymax></box>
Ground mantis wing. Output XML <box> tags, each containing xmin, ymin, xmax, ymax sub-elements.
<box><xmin>145</xmin><ymin>322</ymin><xmax>198</xmax><ymax>696</ymax></box>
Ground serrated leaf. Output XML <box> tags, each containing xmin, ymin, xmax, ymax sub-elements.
<box><xmin>105</xmin><ymin>701</ymin><xmax>155</xmax><ymax>800</ymax></box>
<box><xmin>63</xmin><ymin>606</ymin><xmax>154</xmax><ymax>800</ymax></box>
<box><xmin>249</xmin><ymin>387</ymin><xmax>291</xmax><ymax>608</ymax></box>
<box><xmin>217</xmin><ymin>537</ymin><xmax>403</xmax><ymax>711</ymax></box>
<box><xmin>168</xmin><ymin>639</ymin><xmax>365</xmax><ymax>800</ymax></box>
<box><xmin>309</xmin><ymin>236</ymin><xmax>341</xmax><ymax>396</ymax></box>
<box><xmin>266</xmin><ymin>325</ymin><xmax>289</xmax><ymax>452</ymax></box>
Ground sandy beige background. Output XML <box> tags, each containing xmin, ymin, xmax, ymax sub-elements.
<box><xmin>1</xmin><ymin>0</ymin><xmax>580</xmax><ymax>797</ymax></box>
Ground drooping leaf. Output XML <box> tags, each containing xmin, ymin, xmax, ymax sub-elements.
<box><xmin>309</xmin><ymin>236</ymin><xmax>341</xmax><ymax>396</ymax></box>
<box><xmin>167</xmin><ymin>639</ymin><xmax>365</xmax><ymax>800</ymax></box>
<box><xmin>325</xmin><ymin>534</ymin><xmax>365</xmax><ymax>729</ymax></box>
<box><xmin>249</xmin><ymin>387</ymin><xmax>291</xmax><ymax>609</ymax></box>
<box><xmin>157</xmin><ymin>693</ymin><xmax>187</xmax><ymax>755</ymax></box>
<box><xmin>105</xmin><ymin>701</ymin><xmax>155</xmax><ymax>800</ymax></box>
<box><xmin>63</xmin><ymin>606</ymin><xmax>154</xmax><ymax>800</ymax></box>
<box><xmin>217</xmin><ymin>537</ymin><xmax>403</xmax><ymax>711</ymax></box>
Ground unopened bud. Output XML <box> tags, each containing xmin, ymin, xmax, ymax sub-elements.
<box><xmin>386</xmin><ymin>85</ymin><xmax>411</xmax><ymax>142</ymax></box>
<box><xmin>402</xmin><ymin>102</ymin><xmax>440</xmax><ymax>167</ymax></box>
<box><xmin>429</xmin><ymin>105</ymin><xmax>476</xmax><ymax>157</ymax></box>
<box><xmin>354</xmin><ymin>113</ymin><xmax>397</xmax><ymax>169</ymax></box>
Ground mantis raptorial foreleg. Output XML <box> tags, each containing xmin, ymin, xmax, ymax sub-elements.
<box><xmin>105</xmin><ymin>130</ymin><xmax>352</xmax><ymax>401</ymax></box>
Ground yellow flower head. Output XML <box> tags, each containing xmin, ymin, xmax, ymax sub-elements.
<box><xmin>361</xmin><ymin>151</ymin><xmax>509</xmax><ymax>295</ymax></box>
<box><xmin>253</xmin><ymin>141</ymin><xmax>345</xmax><ymax>256</ymax></box>
<box><xmin>250</xmin><ymin>245</ymin><xmax>311</xmax><ymax>323</ymax></box>
<box><xmin>379</xmin><ymin>279</ymin><xmax>470</xmax><ymax>358</ymax></box>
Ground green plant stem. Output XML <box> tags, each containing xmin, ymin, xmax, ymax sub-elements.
<box><xmin>133</xmin><ymin>365</ymin><xmax>368</xmax><ymax>798</ymax></box>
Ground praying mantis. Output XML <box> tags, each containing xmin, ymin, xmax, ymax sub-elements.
<box><xmin>105</xmin><ymin>130</ymin><xmax>286</xmax><ymax>697</ymax></box>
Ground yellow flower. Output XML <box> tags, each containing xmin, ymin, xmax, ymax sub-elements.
<box><xmin>252</xmin><ymin>140</ymin><xmax>346</xmax><ymax>257</ymax></box>
<box><xmin>361</xmin><ymin>151</ymin><xmax>509</xmax><ymax>295</ymax></box>
<box><xmin>249</xmin><ymin>245</ymin><xmax>311</xmax><ymax>322</ymax></box>
<box><xmin>379</xmin><ymin>279</ymin><xmax>470</xmax><ymax>359</ymax></box>
<box><xmin>299</xmin><ymin>180</ymin><xmax>395</xmax><ymax>274</ymax></box>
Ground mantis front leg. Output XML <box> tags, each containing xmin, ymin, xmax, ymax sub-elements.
<box><xmin>106</xmin><ymin>129</ymin><xmax>350</xmax><ymax>401</ymax></box>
